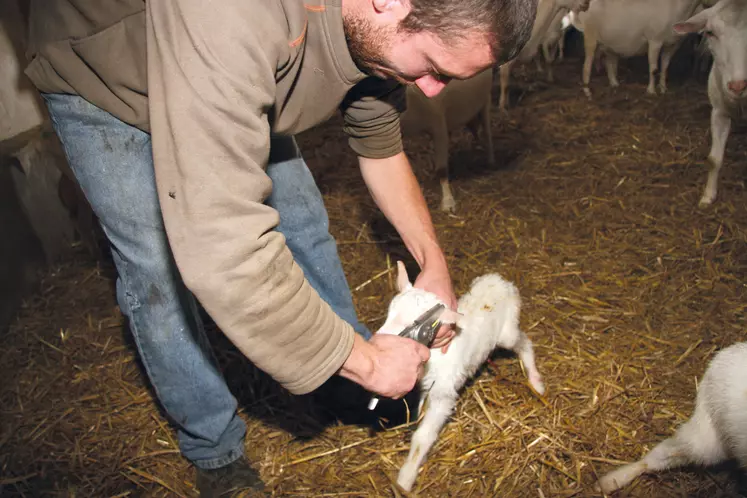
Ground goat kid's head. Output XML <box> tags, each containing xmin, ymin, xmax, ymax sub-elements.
<box><xmin>376</xmin><ymin>261</ymin><xmax>463</xmax><ymax>336</ymax></box>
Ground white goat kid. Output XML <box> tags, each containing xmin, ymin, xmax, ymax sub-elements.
<box><xmin>376</xmin><ymin>262</ymin><xmax>545</xmax><ymax>492</ymax></box>
<box><xmin>400</xmin><ymin>69</ymin><xmax>494</xmax><ymax>214</ymax></box>
<box><xmin>569</xmin><ymin>0</ymin><xmax>702</xmax><ymax>97</ymax></box>
<box><xmin>595</xmin><ymin>341</ymin><xmax>747</xmax><ymax>494</ymax></box>
<box><xmin>673</xmin><ymin>0</ymin><xmax>747</xmax><ymax>207</ymax></box>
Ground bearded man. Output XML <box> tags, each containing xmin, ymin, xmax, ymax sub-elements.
<box><xmin>23</xmin><ymin>0</ymin><xmax>537</xmax><ymax>494</ymax></box>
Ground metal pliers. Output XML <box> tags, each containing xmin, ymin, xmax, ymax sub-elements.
<box><xmin>367</xmin><ymin>303</ymin><xmax>446</xmax><ymax>410</ymax></box>
<box><xmin>396</xmin><ymin>303</ymin><xmax>446</xmax><ymax>347</ymax></box>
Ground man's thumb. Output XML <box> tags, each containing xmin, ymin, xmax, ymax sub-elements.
<box><xmin>416</xmin><ymin>342</ymin><xmax>430</xmax><ymax>363</ymax></box>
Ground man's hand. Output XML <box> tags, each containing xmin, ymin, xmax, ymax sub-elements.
<box><xmin>338</xmin><ymin>334</ymin><xmax>430</xmax><ymax>399</ymax></box>
<box><xmin>414</xmin><ymin>259</ymin><xmax>459</xmax><ymax>353</ymax></box>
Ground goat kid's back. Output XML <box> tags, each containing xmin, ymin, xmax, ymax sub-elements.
<box><xmin>425</xmin><ymin>274</ymin><xmax>526</xmax><ymax>383</ymax></box>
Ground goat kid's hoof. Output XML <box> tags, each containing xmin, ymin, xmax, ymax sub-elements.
<box><xmin>529</xmin><ymin>376</ymin><xmax>546</xmax><ymax>396</ymax></box>
<box><xmin>699</xmin><ymin>186</ymin><xmax>716</xmax><ymax>208</ymax></box>
<box><xmin>583</xmin><ymin>87</ymin><xmax>592</xmax><ymax>99</ymax></box>
<box><xmin>698</xmin><ymin>197</ymin><xmax>714</xmax><ymax>209</ymax></box>
<box><xmin>440</xmin><ymin>196</ymin><xmax>457</xmax><ymax>213</ymax></box>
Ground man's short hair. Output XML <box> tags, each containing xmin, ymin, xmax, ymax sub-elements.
<box><xmin>399</xmin><ymin>0</ymin><xmax>538</xmax><ymax>64</ymax></box>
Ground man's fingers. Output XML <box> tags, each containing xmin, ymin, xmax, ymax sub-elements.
<box><xmin>440</xmin><ymin>333</ymin><xmax>455</xmax><ymax>354</ymax></box>
<box><xmin>415</xmin><ymin>342</ymin><xmax>431</xmax><ymax>363</ymax></box>
<box><xmin>429</xmin><ymin>324</ymin><xmax>452</xmax><ymax>345</ymax></box>
<box><xmin>436</xmin><ymin>323</ymin><xmax>452</xmax><ymax>337</ymax></box>
<box><xmin>431</xmin><ymin>336</ymin><xmax>448</xmax><ymax>349</ymax></box>
<box><xmin>431</xmin><ymin>328</ymin><xmax>456</xmax><ymax>350</ymax></box>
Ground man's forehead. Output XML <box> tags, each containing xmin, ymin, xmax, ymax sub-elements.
<box><xmin>426</xmin><ymin>35</ymin><xmax>494</xmax><ymax>78</ymax></box>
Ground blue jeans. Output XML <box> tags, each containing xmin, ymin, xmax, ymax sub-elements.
<box><xmin>42</xmin><ymin>93</ymin><xmax>370</xmax><ymax>469</ymax></box>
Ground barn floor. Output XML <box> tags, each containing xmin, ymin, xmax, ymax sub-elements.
<box><xmin>2</xmin><ymin>50</ymin><xmax>747</xmax><ymax>498</ymax></box>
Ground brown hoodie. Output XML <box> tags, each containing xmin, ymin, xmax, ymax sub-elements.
<box><xmin>25</xmin><ymin>0</ymin><xmax>406</xmax><ymax>394</ymax></box>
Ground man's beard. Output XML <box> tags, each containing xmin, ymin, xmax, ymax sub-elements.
<box><xmin>342</xmin><ymin>15</ymin><xmax>395</xmax><ymax>79</ymax></box>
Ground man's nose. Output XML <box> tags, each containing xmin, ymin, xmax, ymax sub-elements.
<box><xmin>415</xmin><ymin>75</ymin><xmax>449</xmax><ymax>97</ymax></box>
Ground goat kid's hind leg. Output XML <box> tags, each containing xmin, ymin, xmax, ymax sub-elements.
<box><xmin>542</xmin><ymin>42</ymin><xmax>556</xmax><ymax>83</ymax></box>
<box><xmin>465</xmin><ymin>101</ymin><xmax>494</xmax><ymax>168</ymax></box>
<box><xmin>432</xmin><ymin>117</ymin><xmax>456</xmax><ymax>213</ymax></box>
<box><xmin>512</xmin><ymin>330</ymin><xmax>545</xmax><ymax>395</ymax></box>
<box><xmin>495</xmin><ymin>323</ymin><xmax>545</xmax><ymax>395</ymax></box>
<box><xmin>535</xmin><ymin>53</ymin><xmax>544</xmax><ymax>73</ymax></box>
<box><xmin>658</xmin><ymin>42</ymin><xmax>678</xmax><ymax>93</ymax></box>
<box><xmin>397</xmin><ymin>388</ymin><xmax>458</xmax><ymax>492</ymax></box>
<box><xmin>700</xmin><ymin>108</ymin><xmax>731</xmax><ymax>207</ymax></box>
<box><xmin>558</xmin><ymin>31</ymin><xmax>566</xmax><ymax>61</ymax></box>
<box><xmin>647</xmin><ymin>40</ymin><xmax>663</xmax><ymax>95</ymax></box>
<box><xmin>604</xmin><ymin>51</ymin><xmax>620</xmax><ymax>88</ymax></box>
<box><xmin>595</xmin><ymin>403</ymin><xmax>728</xmax><ymax>494</ymax></box>
<box><xmin>582</xmin><ymin>30</ymin><xmax>599</xmax><ymax>98</ymax></box>
<box><xmin>481</xmin><ymin>93</ymin><xmax>495</xmax><ymax>167</ymax></box>
<box><xmin>499</xmin><ymin>61</ymin><xmax>513</xmax><ymax>112</ymax></box>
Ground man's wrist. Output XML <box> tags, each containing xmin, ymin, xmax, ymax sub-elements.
<box><xmin>419</xmin><ymin>241</ymin><xmax>448</xmax><ymax>272</ymax></box>
<box><xmin>338</xmin><ymin>334</ymin><xmax>375</xmax><ymax>386</ymax></box>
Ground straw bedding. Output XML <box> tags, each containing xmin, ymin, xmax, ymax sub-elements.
<box><xmin>1</xmin><ymin>51</ymin><xmax>746</xmax><ymax>497</ymax></box>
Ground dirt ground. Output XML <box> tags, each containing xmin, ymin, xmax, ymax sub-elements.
<box><xmin>1</xmin><ymin>42</ymin><xmax>746</xmax><ymax>497</ymax></box>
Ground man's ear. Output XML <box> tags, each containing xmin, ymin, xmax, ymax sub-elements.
<box><xmin>372</xmin><ymin>0</ymin><xmax>409</xmax><ymax>16</ymax></box>
<box><xmin>439</xmin><ymin>308</ymin><xmax>464</xmax><ymax>326</ymax></box>
<box><xmin>396</xmin><ymin>261</ymin><xmax>412</xmax><ymax>292</ymax></box>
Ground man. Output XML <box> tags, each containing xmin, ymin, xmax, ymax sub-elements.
<box><xmin>24</xmin><ymin>0</ymin><xmax>536</xmax><ymax>495</ymax></box>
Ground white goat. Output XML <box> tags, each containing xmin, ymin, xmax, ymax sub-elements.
<box><xmin>595</xmin><ymin>341</ymin><xmax>747</xmax><ymax>494</ymax></box>
<box><xmin>376</xmin><ymin>261</ymin><xmax>545</xmax><ymax>492</ymax></box>
<box><xmin>672</xmin><ymin>0</ymin><xmax>747</xmax><ymax>207</ymax></box>
<box><xmin>528</xmin><ymin>8</ymin><xmax>572</xmax><ymax>83</ymax></box>
<box><xmin>400</xmin><ymin>69</ymin><xmax>494</xmax><ymax>214</ymax></box>
<box><xmin>499</xmin><ymin>0</ymin><xmax>590</xmax><ymax>111</ymax></box>
<box><xmin>568</xmin><ymin>0</ymin><xmax>702</xmax><ymax>97</ymax></box>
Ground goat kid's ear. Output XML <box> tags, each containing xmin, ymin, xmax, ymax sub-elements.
<box><xmin>376</xmin><ymin>311</ymin><xmax>408</xmax><ymax>335</ymax></box>
<box><xmin>439</xmin><ymin>308</ymin><xmax>465</xmax><ymax>326</ymax></box>
<box><xmin>396</xmin><ymin>261</ymin><xmax>413</xmax><ymax>292</ymax></box>
<box><xmin>673</xmin><ymin>21</ymin><xmax>706</xmax><ymax>34</ymax></box>
<box><xmin>673</xmin><ymin>8</ymin><xmax>710</xmax><ymax>34</ymax></box>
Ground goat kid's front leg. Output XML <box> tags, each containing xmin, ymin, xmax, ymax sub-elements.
<box><xmin>700</xmin><ymin>107</ymin><xmax>731</xmax><ymax>207</ymax></box>
<box><xmin>397</xmin><ymin>388</ymin><xmax>458</xmax><ymax>492</ymax></box>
